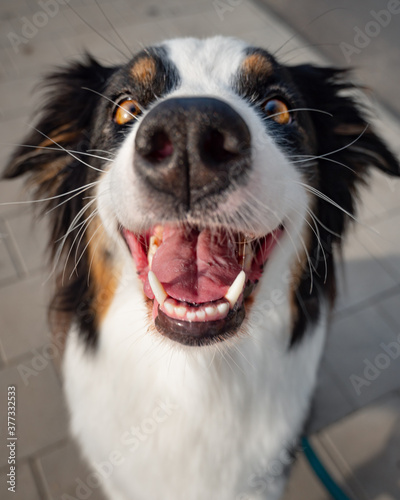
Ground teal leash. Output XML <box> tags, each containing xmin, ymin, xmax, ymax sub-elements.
<box><xmin>301</xmin><ymin>436</ymin><xmax>353</xmax><ymax>500</ymax></box>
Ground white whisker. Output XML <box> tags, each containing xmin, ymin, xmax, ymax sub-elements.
<box><xmin>29</xmin><ymin>125</ymin><xmax>105</xmax><ymax>173</ymax></box>
<box><xmin>0</xmin><ymin>181</ymin><xmax>99</xmax><ymax>207</ymax></box>
<box><xmin>2</xmin><ymin>143</ymin><xmax>115</xmax><ymax>162</ymax></box>
<box><xmin>82</xmin><ymin>87</ymin><xmax>143</xmax><ymax>120</ymax></box>
<box><xmin>45</xmin><ymin>183</ymin><xmax>99</xmax><ymax>215</ymax></box>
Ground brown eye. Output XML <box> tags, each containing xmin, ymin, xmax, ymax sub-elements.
<box><xmin>262</xmin><ymin>99</ymin><xmax>292</xmax><ymax>125</ymax></box>
<box><xmin>113</xmin><ymin>98</ymin><xmax>142</xmax><ymax>125</ymax></box>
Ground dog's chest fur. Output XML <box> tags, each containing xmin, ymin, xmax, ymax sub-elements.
<box><xmin>63</xmin><ymin>267</ymin><xmax>327</xmax><ymax>500</ymax></box>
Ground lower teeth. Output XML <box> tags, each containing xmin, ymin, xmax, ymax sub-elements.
<box><xmin>161</xmin><ymin>298</ymin><xmax>230</xmax><ymax>323</ymax></box>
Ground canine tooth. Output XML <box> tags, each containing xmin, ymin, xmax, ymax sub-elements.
<box><xmin>147</xmin><ymin>235</ymin><xmax>160</xmax><ymax>268</ymax></box>
<box><xmin>196</xmin><ymin>310</ymin><xmax>206</xmax><ymax>321</ymax></box>
<box><xmin>217</xmin><ymin>303</ymin><xmax>229</xmax><ymax>315</ymax></box>
<box><xmin>186</xmin><ymin>311</ymin><xmax>197</xmax><ymax>321</ymax></box>
<box><xmin>148</xmin><ymin>271</ymin><xmax>168</xmax><ymax>306</ymax></box>
<box><xmin>225</xmin><ymin>270</ymin><xmax>246</xmax><ymax>308</ymax></box>
<box><xmin>154</xmin><ymin>225</ymin><xmax>163</xmax><ymax>239</ymax></box>
<box><xmin>205</xmin><ymin>305</ymin><xmax>217</xmax><ymax>317</ymax></box>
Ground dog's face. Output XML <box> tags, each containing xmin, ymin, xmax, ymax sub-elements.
<box><xmin>4</xmin><ymin>37</ymin><xmax>399</xmax><ymax>349</ymax></box>
<box><xmin>99</xmin><ymin>38</ymin><xmax>313</xmax><ymax>346</ymax></box>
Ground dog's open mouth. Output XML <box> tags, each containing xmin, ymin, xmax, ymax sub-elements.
<box><xmin>122</xmin><ymin>224</ymin><xmax>283</xmax><ymax>345</ymax></box>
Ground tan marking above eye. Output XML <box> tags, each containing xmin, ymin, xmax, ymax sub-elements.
<box><xmin>242</xmin><ymin>53</ymin><xmax>273</xmax><ymax>78</ymax></box>
<box><xmin>262</xmin><ymin>99</ymin><xmax>292</xmax><ymax>125</ymax></box>
<box><xmin>130</xmin><ymin>57</ymin><xmax>157</xmax><ymax>84</ymax></box>
<box><xmin>114</xmin><ymin>98</ymin><xmax>142</xmax><ymax>125</ymax></box>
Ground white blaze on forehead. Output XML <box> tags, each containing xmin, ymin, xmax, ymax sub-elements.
<box><xmin>162</xmin><ymin>37</ymin><xmax>249</xmax><ymax>93</ymax></box>
<box><xmin>101</xmin><ymin>36</ymin><xmax>309</xmax><ymax>258</ymax></box>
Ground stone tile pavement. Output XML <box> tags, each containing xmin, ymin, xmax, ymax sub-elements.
<box><xmin>0</xmin><ymin>1</ymin><xmax>399</xmax><ymax>499</ymax></box>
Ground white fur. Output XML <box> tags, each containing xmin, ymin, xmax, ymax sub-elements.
<box><xmin>63</xmin><ymin>272</ymin><xmax>327</xmax><ymax>500</ymax></box>
<box><xmin>106</xmin><ymin>37</ymin><xmax>307</xmax><ymax>239</ymax></box>
<box><xmin>63</xmin><ymin>37</ymin><xmax>327</xmax><ymax>500</ymax></box>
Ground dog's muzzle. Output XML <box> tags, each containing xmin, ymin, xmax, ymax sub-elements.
<box><xmin>122</xmin><ymin>96</ymin><xmax>283</xmax><ymax>346</ymax></box>
<box><xmin>134</xmin><ymin>97</ymin><xmax>251</xmax><ymax>209</ymax></box>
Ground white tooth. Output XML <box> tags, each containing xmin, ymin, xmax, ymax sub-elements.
<box><xmin>205</xmin><ymin>306</ymin><xmax>217</xmax><ymax>317</ymax></box>
<box><xmin>186</xmin><ymin>312</ymin><xmax>197</xmax><ymax>321</ymax></box>
<box><xmin>217</xmin><ymin>303</ymin><xmax>229</xmax><ymax>316</ymax></box>
<box><xmin>154</xmin><ymin>225</ymin><xmax>164</xmax><ymax>239</ymax></box>
<box><xmin>224</xmin><ymin>270</ymin><xmax>246</xmax><ymax>308</ymax></box>
<box><xmin>175</xmin><ymin>306</ymin><xmax>187</xmax><ymax>318</ymax></box>
<box><xmin>164</xmin><ymin>301</ymin><xmax>174</xmax><ymax>315</ymax></box>
<box><xmin>147</xmin><ymin>236</ymin><xmax>160</xmax><ymax>269</ymax></box>
<box><xmin>148</xmin><ymin>271</ymin><xmax>168</xmax><ymax>306</ymax></box>
<box><xmin>196</xmin><ymin>310</ymin><xmax>206</xmax><ymax>321</ymax></box>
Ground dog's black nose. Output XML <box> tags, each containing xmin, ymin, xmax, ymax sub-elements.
<box><xmin>134</xmin><ymin>97</ymin><xmax>251</xmax><ymax>209</ymax></box>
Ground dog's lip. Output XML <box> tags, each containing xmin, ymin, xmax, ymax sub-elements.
<box><xmin>120</xmin><ymin>223</ymin><xmax>284</xmax><ymax>345</ymax></box>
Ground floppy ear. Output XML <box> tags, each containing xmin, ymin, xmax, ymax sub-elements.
<box><xmin>288</xmin><ymin>65</ymin><xmax>400</xmax><ymax>175</ymax></box>
<box><xmin>3</xmin><ymin>55</ymin><xmax>115</xmax><ymax>203</ymax></box>
<box><xmin>3</xmin><ymin>54</ymin><xmax>115</xmax><ymax>253</ymax></box>
<box><xmin>285</xmin><ymin>66</ymin><xmax>400</xmax><ymax>346</ymax></box>
<box><xmin>287</xmin><ymin>64</ymin><xmax>400</xmax><ymax>238</ymax></box>
<box><xmin>2</xmin><ymin>56</ymin><xmax>116</xmax><ymax>344</ymax></box>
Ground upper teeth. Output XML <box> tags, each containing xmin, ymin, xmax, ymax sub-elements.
<box><xmin>149</xmin><ymin>269</ymin><xmax>246</xmax><ymax>310</ymax></box>
<box><xmin>148</xmin><ymin>271</ymin><xmax>168</xmax><ymax>306</ymax></box>
<box><xmin>224</xmin><ymin>270</ymin><xmax>246</xmax><ymax>308</ymax></box>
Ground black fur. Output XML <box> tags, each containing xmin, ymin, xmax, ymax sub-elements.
<box><xmin>286</xmin><ymin>65</ymin><xmax>400</xmax><ymax>345</ymax></box>
<box><xmin>4</xmin><ymin>55</ymin><xmax>116</xmax><ymax>347</ymax></box>
<box><xmin>3</xmin><ymin>48</ymin><xmax>180</xmax><ymax>347</ymax></box>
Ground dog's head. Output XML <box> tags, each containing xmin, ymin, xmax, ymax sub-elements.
<box><xmin>4</xmin><ymin>37</ymin><xmax>399</xmax><ymax>349</ymax></box>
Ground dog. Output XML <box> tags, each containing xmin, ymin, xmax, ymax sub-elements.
<box><xmin>4</xmin><ymin>36</ymin><xmax>400</xmax><ymax>500</ymax></box>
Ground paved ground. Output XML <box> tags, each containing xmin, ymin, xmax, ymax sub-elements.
<box><xmin>0</xmin><ymin>1</ymin><xmax>399</xmax><ymax>499</ymax></box>
<box><xmin>258</xmin><ymin>0</ymin><xmax>400</xmax><ymax>118</ymax></box>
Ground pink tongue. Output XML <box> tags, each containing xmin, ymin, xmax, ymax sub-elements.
<box><xmin>147</xmin><ymin>226</ymin><xmax>241</xmax><ymax>303</ymax></box>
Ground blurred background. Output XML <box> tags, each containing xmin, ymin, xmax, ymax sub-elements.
<box><xmin>0</xmin><ymin>0</ymin><xmax>399</xmax><ymax>498</ymax></box>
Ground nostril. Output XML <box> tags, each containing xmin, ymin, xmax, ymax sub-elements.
<box><xmin>143</xmin><ymin>130</ymin><xmax>174</xmax><ymax>163</ymax></box>
<box><xmin>134</xmin><ymin>97</ymin><xmax>251</xmax><ymax>206</ymax></box>
<box><xmin>202</xmin><ymin>128</ymin><xmax>242</xmax><ymax>165</ymax></box>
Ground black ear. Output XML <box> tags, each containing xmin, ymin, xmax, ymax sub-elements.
<box><xmin>3</xmin><ymin>54</ymin><xmax>115</xmax><ymax>195</ymax></box>
<box><xmin>288</xmin><ymin>64</ymin><xmax>400</xmax><ymax>177</ymax></box>
<box><xmin>284</xmin><ymin>65</ymin><xmax>400</xmax><ymax>346</ymax></box>
<box><xmin>2</xmin><ymin>56</ymin><xmax>116</xmax><ymax>344</ymax></box>
<box><xmin>287</xmin><ymin>64</ymin><xmax>400</xmax><ymax>237</ymax></box>
<box><xmin>2</xmin><ymin>55</ymin><xmax>115</xmax><ymax>260</ymax></box>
